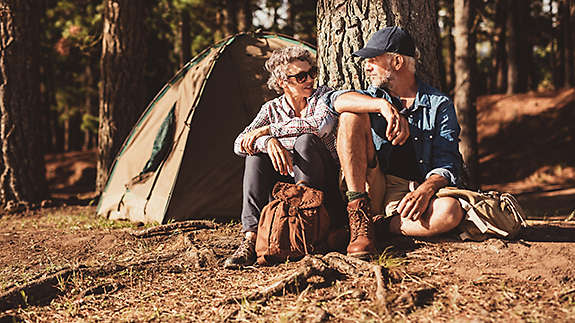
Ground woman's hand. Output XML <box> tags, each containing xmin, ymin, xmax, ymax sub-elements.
<box><xmin>379</xmin><ymin>100</ymin><xmax>409</xmax><ymax>145</ymax></box>
<box><xmin>266</xmin><ymin>138</ymin><xmax>293</xmax><ymax>176</ymax></box>
<box><xmin>240</xmin><ymin>126</ymin><xmax>270</xmax><ymax>154</ymax></box>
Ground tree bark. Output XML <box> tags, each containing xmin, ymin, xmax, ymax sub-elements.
<box><xmin>0</xmin><ymin>0</ymin><xmax>48</xmax><ymax>207</ymax></box>
<box><xmin>97</xmin><ymin>0</ymin><xmax>147</xmax><ymax>193</ymax></box>
<box><xmin>317</xmin><ymin>0</ymin><xmax>442</xmax><ymax>90</ymax></box>
<box><xmin>454</xmin><ymin>0</ymin><xmax>478</xmax><ymax>189</ymax></box>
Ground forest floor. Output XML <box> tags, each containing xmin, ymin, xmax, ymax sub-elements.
<box><xmin>1</xmin><ymin>89</ymin><xmax>574</xmax><ymax>322</ymax></box>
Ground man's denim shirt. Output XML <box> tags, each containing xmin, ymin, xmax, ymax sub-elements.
<box><xmin>324</xmin><ymin>80</ymin><xmax>462</xmax><ymax>186</ymax></box>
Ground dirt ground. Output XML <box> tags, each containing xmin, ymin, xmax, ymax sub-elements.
<box><xmin>1</xmin><ymin>90</ymin><xmax>575</xmax><ymax>322</ymax></box>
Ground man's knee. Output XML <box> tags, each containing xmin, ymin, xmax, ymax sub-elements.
<box><xmin>433</xmin><ymin>197</ymin><xmax>464</xmax><ymax>229</ymax></box>
<box><xmin>338</xmin><ymin>112</ymin><xmax>370</xmax><ymax>132</ymax></box>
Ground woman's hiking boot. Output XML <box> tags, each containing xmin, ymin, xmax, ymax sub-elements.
<box><xmin>224</xmin><ymin>236</ymin><xmax>256</xmax><ymax>269</ymax></box>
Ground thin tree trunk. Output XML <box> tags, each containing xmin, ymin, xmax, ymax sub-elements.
<box><xmin>570</xmin><ymin>0</ymin><xmax>575</xmax><ymax>87</ymax></box>
<box><xmin>442</xmin><ymin>0</ymin><xmax>456</xmax><ymax>94</ymax></box>
<box><xmin>237</xmin><ymin>0</ymin><xmax>253</xmax><ymax>32</ymax></box>
<box><xmin>0</xmin><ymin>0</ymin><xmax>48</xmax><ymax>207</ymax></box>
<box><xmin>83</xmin><ymin>64</ymin><xmax>95</xmax><ymax>151</ymax></box>
<box><xmin>506</xmin><ymin>0</ymin><xmax>519</xmax><ymax>94</ymax></box>
<box><xmin>179</xmin><ymin>10</ymin><xmax>191</xmax><ymax>66</ymax></box>
<box><xmin>494</xmin><ymin>0</ymin><xmax>507</xmax><ymax>93</ymax></box>
<box><xmin>516</xmin><ymin>1</ymin><xmax>530</xmax><ymax>92</ymax></box>
<box><xmin>563</xmin><ymin>0</ymin><xmax>574</xmax><ymax>87</ymax></box>
<box><xmin>555</xmin><ymin>0</ymin><xmax>565</xmax><ymax>89</ymax></box>
<box><xmin>97</xmin><ymin>0</ymin><xmax>147</xmax><ymax>193</ymax></box>
<box><xmin>454</xmin><ymin>0</ymin><xmax>478</xmax><ymax>189</ymax></box>
<box><xmin>224</xmin><ymin>0</ymin><xmax>238</xmax><ymax>35</ymax></box>
<box><xmin>317</xmin><ymin>0</ymin><xmax>442</xmax><ymax>89</ymax></box>
<box><xmin>63</xmin><ymin>105</ymin><xmax>70</xmax><ymax>152</ymax></box>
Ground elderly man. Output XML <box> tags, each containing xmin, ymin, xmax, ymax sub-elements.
<box><xmin>326</xmin><ymin>26</ymin><xmax>464</xmax><ymax>258</ymax></box>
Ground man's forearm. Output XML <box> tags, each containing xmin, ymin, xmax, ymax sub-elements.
<box><xmin>417</xmin><ymin>174</ymin><xmax>449</xmax><ymax>196</ymax></box>
<box><xmin>334</xmin><ymin>92</ymin><xmax>391</xmax><ymax>114</ymax></box>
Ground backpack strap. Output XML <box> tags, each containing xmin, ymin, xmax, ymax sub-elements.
<box><xmin>500</xmin><ymin>193</ymin><xmax>528</xmax><ymax>227</ymax></box>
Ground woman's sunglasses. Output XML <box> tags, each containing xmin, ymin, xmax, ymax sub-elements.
<box><xmin>287</xmin><ymin>66</ymin><xmax>317</xmax><ymax>83</ymax></box>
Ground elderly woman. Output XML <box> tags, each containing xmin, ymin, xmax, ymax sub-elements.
<box><xmin>224</xmin><ymin>46</ymin><xmax>344</xmax><ymax>268</ymax></box>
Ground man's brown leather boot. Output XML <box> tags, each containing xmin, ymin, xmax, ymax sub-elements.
<box><xmin>346</xmin><ymin>198</ymin><xmax>376</xmax><ymax>259</ymax></box>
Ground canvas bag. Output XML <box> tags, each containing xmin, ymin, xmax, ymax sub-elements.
<box><xmin>436</xmin><ymin>187</ymin><xmax>528</xmax><ymax>241</ymax></box>
<box><xmin>255</xmin><ymin>182</ymin><xmax>330</xmax><ymax>265</ymax></box>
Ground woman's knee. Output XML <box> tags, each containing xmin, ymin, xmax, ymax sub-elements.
<box><xmin>293</xmin><ymin>133</ymin><xmax>321</xmax><ymax>154</ymax></box>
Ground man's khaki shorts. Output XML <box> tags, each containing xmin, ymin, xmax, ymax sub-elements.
<box><xmin>340</xmin><ymin>159</ymin><xmax>419</xmax><ymax>218</ymax></box>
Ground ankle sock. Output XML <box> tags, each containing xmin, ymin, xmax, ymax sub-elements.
<box><xmin>245</xmin><ymin>231</ymin><xmax>257</xmax><ymax>242</ymax></box>
<box><xmin>346</xmin><ymin>191</ymin><xmax>368</xmax><ymax>202</ymax></box>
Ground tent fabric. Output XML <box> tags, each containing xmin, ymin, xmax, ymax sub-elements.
<box><xmin>141</xmin><ymin>103</ymin><xmax>175</xmax><ymax>175</ymax></box>
<box><xmin>97</xmin><ymin>32</ymin><xmax>316</xmax><ymax>224</ymax></box>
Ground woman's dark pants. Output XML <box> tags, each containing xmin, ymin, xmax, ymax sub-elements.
<box><xmin>241</xmin><ymin>134</ymin><xmax>345</xmax><ymax>232</ymax></box>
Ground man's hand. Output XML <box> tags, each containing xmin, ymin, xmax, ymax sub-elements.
<box><xmin>240</xmin><ymin>126</ymin><xmax>270</xmax><ymax>155</ymax></box>
<box><xmin>397</xmin><ymin>184</ymin><xmax>434</xmax><ymax>221</ymax></box>
<box><xmin>397</xmin><ymin>175</ymin><xmax>448</xmax><ymax>221</ymax></box>
<box><xmin>379</xmin><ymin>100</ymin><xmax>409</xmax><ymax>145</ymax></box>
<box><xmin>266</xmin><ymin>138</ymin><xmax>293</xmax><ymax>176</ymax></box>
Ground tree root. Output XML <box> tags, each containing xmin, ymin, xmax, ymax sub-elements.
<box><xmin>223</xmin><ymin>252</ymin><xmax>391</xmax><ymax>309</ymax></box>
<box><xmin>223</xmin><ymin>255</ymin><xmax>334</xmax><ymax>305</ymax></box>
<box><xmin>373</xmin><ymin>264</ymin><xmax>389</xmax><ymax>314</ymax></box>
<box><xmin>322</xmin><ymin>252</ymin><xmax>373</xmax><ymax>277</ymax></box>
<box><xmin>131</xmin><ymin>220</ymin><xmax>217</xmax><ymax>238</ymax></box>
<box><xmin>0</xmin><ymin>252</ymin><xmax>179</xmax><ymax>311</ymax></box>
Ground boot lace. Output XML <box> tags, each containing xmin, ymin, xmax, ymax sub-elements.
<box><xmin>232</xmin><ymin>237</ymin><xmax>255</xmax><ymax>260</ymax></box>
<box><xmin>348</xmin><ymin>200</ymin><xmax>373</xmax><ymax>242</ymax></box>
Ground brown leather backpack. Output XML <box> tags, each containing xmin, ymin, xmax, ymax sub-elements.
<box><xmin>255</xmin><ymin>182</ymin><xmax>330</xmax><ymax>265</ymax></box>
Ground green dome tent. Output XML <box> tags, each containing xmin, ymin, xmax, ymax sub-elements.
<box><xmin>97</xmin><ymin>32</ymin><xmax>316</xmax><ymax>224</ymax></box>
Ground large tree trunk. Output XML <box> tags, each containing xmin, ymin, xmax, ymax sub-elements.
<box><xmin>317</xmin><ymin>0</ymin><xmax>442</xmax><ymax>90</ymax></box>
<box><xmin>454</xmin><ymin>0</ymin><xmax>478</xmax><ymax>189</ymax></box>
<box><xmin>0</xmin><ymin>0</ymin><xmax>48</xmax><ymax>208</ymax></box>
<box><xmin>97</xmin><ymin>0</ymin><xmax>147</xmax><ymax>193</ymax></box>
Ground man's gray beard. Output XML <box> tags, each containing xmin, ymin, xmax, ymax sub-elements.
<box><xmin>371</xmin><ymin>73</ymin><xmax>394</xmax><ymax>89</ymax></box>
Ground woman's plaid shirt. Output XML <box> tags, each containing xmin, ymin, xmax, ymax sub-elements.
<box><xmin>233</xmin><ymin>86</ymin><xmax>338</xmax><ymax>163</ymax></box>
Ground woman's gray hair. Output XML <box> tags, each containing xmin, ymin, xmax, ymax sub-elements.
<box><xmin>265</xmin><ymin>46</ymin><xmax>315</xmax><ymax>94</ymax></box>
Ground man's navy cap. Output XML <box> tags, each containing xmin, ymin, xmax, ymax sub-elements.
<box><xmin>353</xmin><ymin>26</ymin><xmax>415</xmax><ymax>58</ymax></box>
